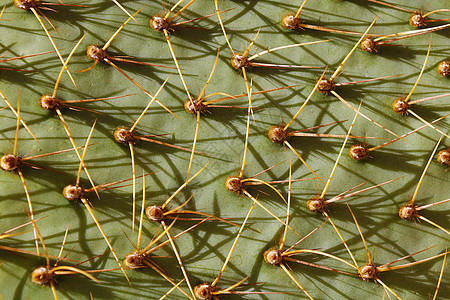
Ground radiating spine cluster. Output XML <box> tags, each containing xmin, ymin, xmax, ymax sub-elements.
<box><xmin>0</xmin><ymin>0</ymin><xmax>449</xmax><ymax>299</ymax></box>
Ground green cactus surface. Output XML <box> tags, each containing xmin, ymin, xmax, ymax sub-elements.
<box><xmin>0</xmin><ymin>0</ymin><xmax>449</xmax><ymax>299</ymax></box>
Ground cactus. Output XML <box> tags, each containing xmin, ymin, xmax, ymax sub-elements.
<box><xmin>0</xmin><ymin>0</ymin><xmax>449</xmax><ymax>299</ymax></box>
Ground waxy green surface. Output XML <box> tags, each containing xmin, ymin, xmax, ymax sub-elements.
<box><xmin>0</xmin><ymin>0</ymin><xmax>449</xmax><ymax>299</ymax></box>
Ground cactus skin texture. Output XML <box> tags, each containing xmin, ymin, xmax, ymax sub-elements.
<box><xmin>0</xmin><ymin>0</ymin><xmax>449</xmax><ymax>299</ymax></box>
